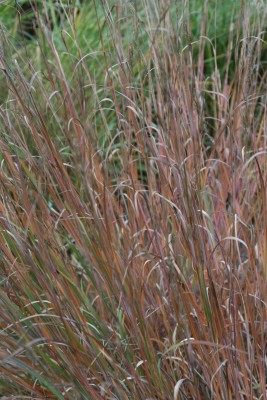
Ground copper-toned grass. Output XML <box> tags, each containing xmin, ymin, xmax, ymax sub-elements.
<box><xmin>0</xmin><ymin>1</ymin><xmax>267</xmax><ymax>399</ymax></box>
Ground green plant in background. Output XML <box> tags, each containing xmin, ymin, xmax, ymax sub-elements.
<box><xmin>0</xmin><ymin>0</ymin><xmax>267</xmax><ymax>399</ymax></box>
<box><xmin>0</xmin><ymin>1</ymin><xmax>263</xmax><ymax>154</ymax></box>
<box><xmin>0</xmin><ymin>25</ymin><xmax>10</xmax><ymax>105</ymax></box>
<box><xmin>0</xmin><ymin>69</ymin><xmax>8</xmax><ymax>104</ymax></box>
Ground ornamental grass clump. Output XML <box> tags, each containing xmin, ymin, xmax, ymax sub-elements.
<box><xmin>0</xmin><ymin>0</ymin><xmax>267</xmax><ymax>399</ymax></box>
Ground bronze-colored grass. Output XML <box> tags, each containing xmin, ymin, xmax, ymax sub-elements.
<box><xmin>0</xmin><ymin>1</ymin><xmax>267</xmax><ymax>399</ymax></box>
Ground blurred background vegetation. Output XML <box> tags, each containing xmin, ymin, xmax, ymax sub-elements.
<box><xmin>1</xmin><ymin>0</ymin><xmax>265</xmax><ymax>149</ymax></box>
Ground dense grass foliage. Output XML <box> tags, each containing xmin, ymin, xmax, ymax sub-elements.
<box><xmin>0</xmin><ymin>1</ymin><xmax>267</xmax><ymax>399</ymax></box>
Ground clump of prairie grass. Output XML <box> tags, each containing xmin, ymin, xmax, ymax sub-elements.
<box><xmin>0</xmin><ymin>1</ymin><xmax>267</xmax><ymax>399</ymax></box>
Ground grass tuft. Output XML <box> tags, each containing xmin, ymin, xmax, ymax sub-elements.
<box><xmin>0</xmin><ymin>1</ymin><xmax>267</xmax><ymax>398</ymax></box>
